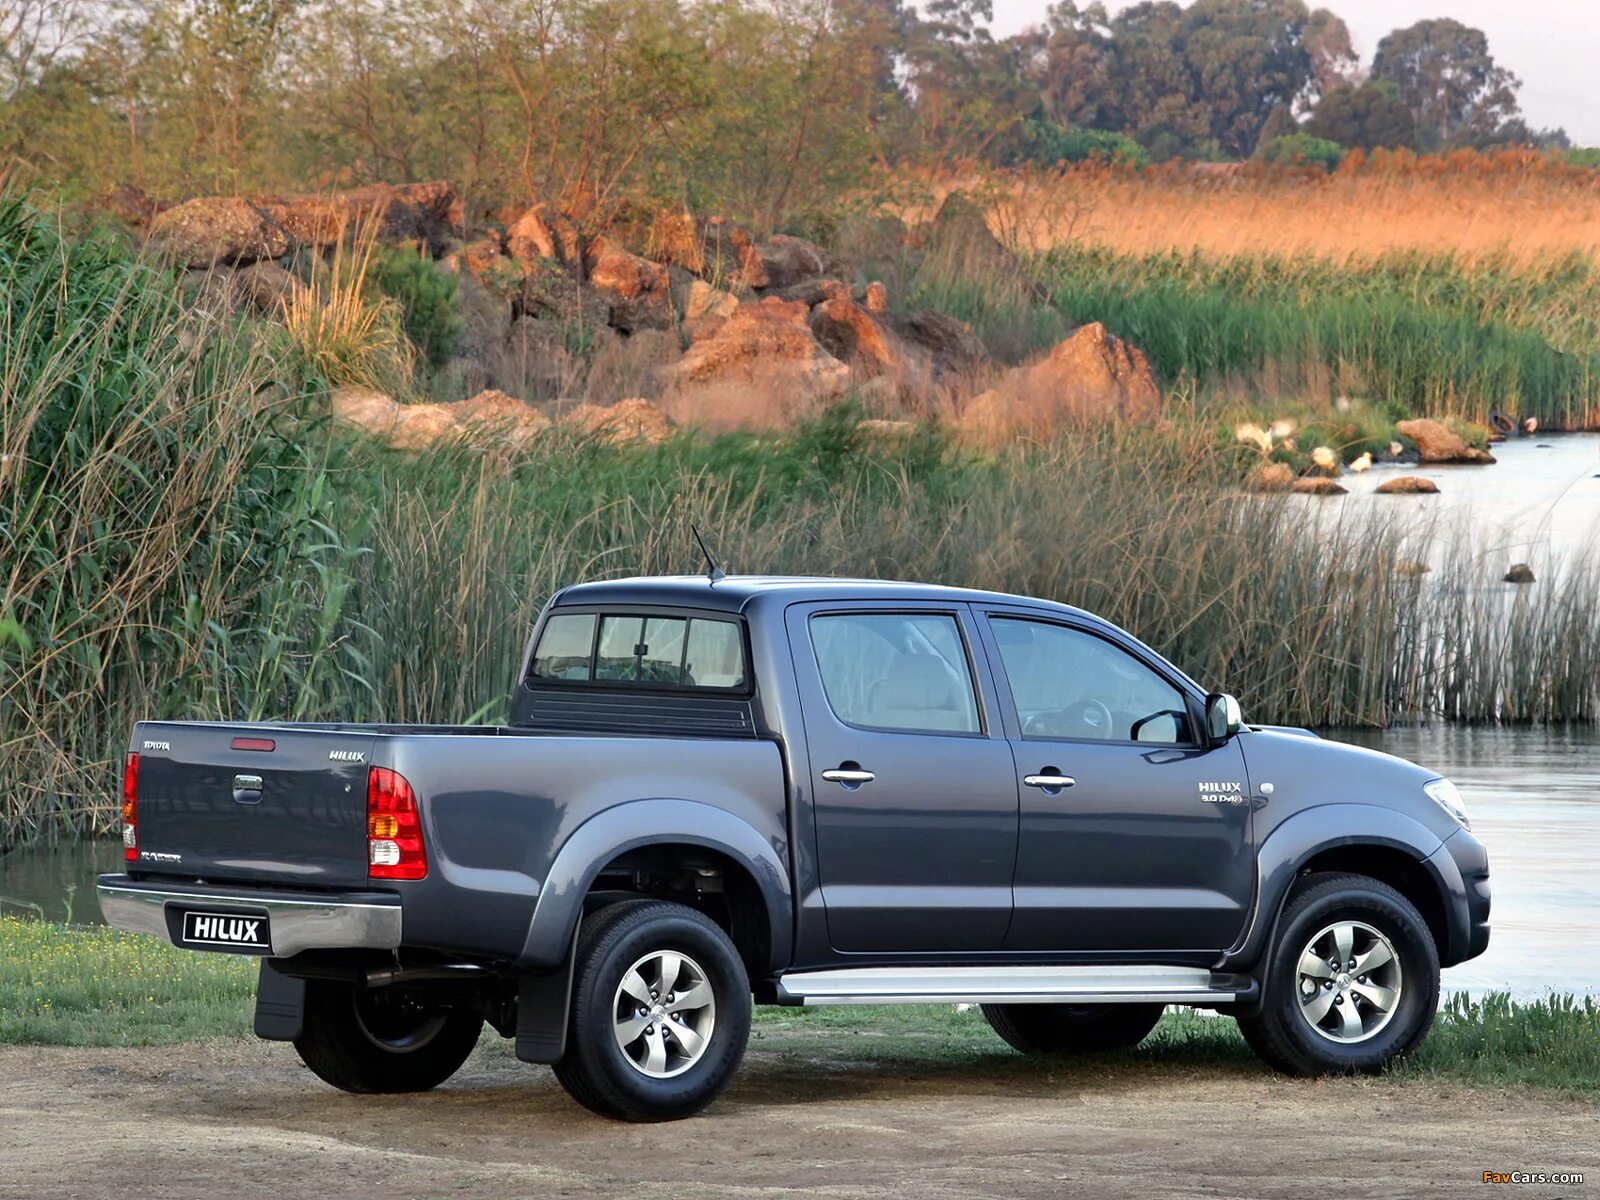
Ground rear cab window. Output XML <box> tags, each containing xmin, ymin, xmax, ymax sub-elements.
<box><xmin>530</xmin><ymin>610</ymin><xmax>748</xmax><ymax>691</ymax></box>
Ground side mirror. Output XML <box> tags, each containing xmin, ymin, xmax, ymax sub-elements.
<box><xmin>1205</xmin><ymin>692</ymin><xmax>1243</xmax><ymax>743</ymax></box>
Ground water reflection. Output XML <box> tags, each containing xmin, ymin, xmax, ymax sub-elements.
<box><xmin>1344</xmin><ymin>724</ymin><xmax>1600</xmax><ymax>998</ymax></box>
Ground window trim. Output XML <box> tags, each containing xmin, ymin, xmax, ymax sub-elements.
<box><xmin>983</xmin><ymin>613</ymin><xmax>1201</xmax><ymax>748</ymax></box>
<box><xmin>525</xmin><ymin>604</ymin><xmax>753</xmax><ymax>696</ymax></box>
<box><xmin>806</xmin><ymin>608</ymin><xmax>989</xmax><ymax>739</ymax></box>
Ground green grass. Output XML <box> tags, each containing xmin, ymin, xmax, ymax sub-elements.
<box><xmin>6</xmin><ymin>920</ymin><xmax>1596</xmax><ymax>1093</ymax></box>
<box><xmin>0</xmin><ymin>918</ymin><xmax>254</xmax><ymax>1044</ymax></box>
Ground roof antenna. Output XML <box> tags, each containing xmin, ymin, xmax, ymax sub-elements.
<box><xmin>690</xmin><ymin>524</ymin><xmax>726</xmax><ymax>583</ymax></box>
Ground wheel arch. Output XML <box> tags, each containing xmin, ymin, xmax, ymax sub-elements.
<box><xmin>518</xmin><ymin>798</ymin><xmax>791</xmax><ymax>976</ymax></box>
<box><xmin>1220</xmin><ymin>804</ymin><xmax>1466</xmax><ymax>978</ymax></box>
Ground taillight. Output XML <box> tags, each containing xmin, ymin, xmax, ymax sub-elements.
<box><xmin>121</xmin><ymin>752</ymin><xmax>139</xmax><ymax>862</ymax></box>
<box><xmin>367</xmin><ymin>766</ymin><xmax>426</xmax><ymax>880</ymax></box>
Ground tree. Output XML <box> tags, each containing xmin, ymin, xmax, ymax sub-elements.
<box><xmin>1178</xmin><ymin>0</ymin><xmax>1318</xmax><ymax>160</ymax></box>
<box><xmin>1371</xmin><ymin>19</ymin><xmax>1521</xmax><ymax>150</ymax></box>
<box><xmin>1302</xmin><ymin>7</ymin><xmax>1356</xmax><ymax>99</ymax></box>
<box><xmin>1305</xmin><ymin>81</ymin><xmax>1417</xmax><ymax>151</ymax></box>
<box><xmin>904</xmin><ymin>0</ymin><xmax>1036</xmax><ymax>162</ymax></box>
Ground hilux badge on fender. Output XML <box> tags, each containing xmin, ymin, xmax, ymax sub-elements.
<box><xmin>1198</xmin><ymin>781</ymin><xmax>1246</xmax><ymax>805</ymax></box>
<box><xmin>328</xmin><ymin>749</ymin><xmax>366</xmax><ymax>763</ymax></box>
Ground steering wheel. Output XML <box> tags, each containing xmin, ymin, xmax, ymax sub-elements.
<box><xmin>1024</xmin><ymin>698</ymin><xmax>1115</xmax><ymax>740</ymax></box>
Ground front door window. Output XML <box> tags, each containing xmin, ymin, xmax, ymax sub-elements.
<box><xmin>988</xmin><ymin>617</ymin><xmax>1193</xmax><ymax>745</ymax></box>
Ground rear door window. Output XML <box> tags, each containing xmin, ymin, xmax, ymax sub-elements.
<box><xmin>809</xmin><ymin>612</ymin><xmax>981</xmax><ymax>734</ymax></box>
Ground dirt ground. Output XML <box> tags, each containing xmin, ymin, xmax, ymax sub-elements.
<box><xmin>2</xmin><ymin>1033</ymin><xmax>1595</xmax><ymax>1200</ymax></box>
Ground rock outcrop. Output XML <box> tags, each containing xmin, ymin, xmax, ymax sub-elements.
<box><xmin>1396</xmin><ymin>419</ymin><xmax>1496</xmax><ymax>464</ymax></box>
<box><xmin>561</xmin><ymin>397</ymin><xmax>674</xmax><ymax>445</ymax></box>
<box><xmin>1291</xmin><ymin>478</ymin><xmax>1347</xmax><ymax>495</ymax></box>
<box><xmin>250</xmin><ymin>181</ymin><xmax>462</xmax><ymax>254</ymax></box>
<box><xmin>755</xmin><ymin>235</ymin><xmax>826</xmax><ymax>292</ymax></box>
<box><xmin>506</xmin><ymin>204</ymin><xmax>582</xmax><ymax>270</ymax></box>
<box><xmin>667</xmin><ymin>297</ymin><xmax>849</xmax><ymax>401</ymax></box>
<box><xmin>959</xmin><ymin>323</ymin><xmax>1160</xmax><ymax>444</ymax></box>
<box><xmin>808</xmin><ymin>296</ymin><xmax>907</xmax><ymax>377</ymax></box>
<box><xmin>586</xmin><ymin>239</ymin><xmax>672</xmax><ymax>332</ymax></box>
<box><xmin>1375</xmin><ymin>476</ymin><xmax>1440</xmax><ymax>494</ymax></box>
<box><xmin>332</xmin><ymin>386</ymin><xmax>552</xmax><ymax>450</ymax></box>
<box><xmin>149</xmin><ymin>198</ymin><xmax>291</xmax><ymax>268</ymax></box>
<box><xmin>231</xmin><ymin>262</ymin><xmax>304</xmax><ymax>314</ymax></box>
<box><xmin>149</xmin><ymin>182</ymin><xmax>462</xmax><ymax>266</ymax></box>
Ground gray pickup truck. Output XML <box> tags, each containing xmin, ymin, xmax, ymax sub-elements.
<box><xmin>99</xmin><ymin>574</ymin><xmax>1490</xmax><ymax>1121</ymax></box>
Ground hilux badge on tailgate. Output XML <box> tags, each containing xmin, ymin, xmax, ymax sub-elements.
<box><xmin>329</xmin><ymin>749</ymin><xmax>367</xmax><ymax>763</ymax></box>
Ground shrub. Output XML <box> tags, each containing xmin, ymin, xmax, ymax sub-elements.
<box><xmin>1255</xmin><ymin>133</ymin><xmax>1345</xmax><ymax>171</ymax></box>
<box><xmin>366</xmin><ymin>245</ymin><xmax>465</xmax><ymax>367</ymax></box>
<box><xmin>997</xmin><ymin>116</ymin><xmax>1149</xmax><ymax>170</ymax></box>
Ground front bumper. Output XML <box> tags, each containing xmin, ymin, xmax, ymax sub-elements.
<box><xmin>97</xmin><ymin>875</ymin><xmax>401</xmax><ymax>958</ymax></box>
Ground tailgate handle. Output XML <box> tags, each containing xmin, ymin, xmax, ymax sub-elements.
<box><xmin>232</xmin><ymin>774</ymin><xmax>263</xmax><ymax>804</ymax></box>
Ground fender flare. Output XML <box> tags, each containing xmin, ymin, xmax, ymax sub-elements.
<box><xmin>516</xmin><ymin>798</ymin><xmax>792</xmax><ymax>972</ymax></box>
<box><xmin>1219</xmin><ymin>803</ymin><xmax>1457</xmax><ymax>977</ymax></box>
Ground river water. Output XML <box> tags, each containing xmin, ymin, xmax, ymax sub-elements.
<box><xmin>1298</xmin><ymin>432</ymin><xmax>1600</xmax><ymax>571</ymax></box>
<box><xmin>3</xmin><ymin>725</ymin><xmax>1595</xmax><ymax>1000</ymax></box>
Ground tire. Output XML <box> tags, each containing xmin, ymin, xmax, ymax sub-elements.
<box><xmin>1236</xmin><ymin>872</ymin><xmax>1439</xmax><ymax>1077</ymax></box>
<box><xmin>553</xmin><ymin>899</ymin><xmax>751</xmax><ymax>1122</ymax></box>
<box><xmin>981</xmin><ymin>1002</ymin><xmax>1165</xmax><ymax>1055</ymax></box>
<box><xmin>293</xmin><ymin>979</ymin><xmax>483</xmax><ymax>1094</ymax></box>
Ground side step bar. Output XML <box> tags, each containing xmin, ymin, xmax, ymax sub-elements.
<box><xmin>774</xmin><ymin>965</ymin><xmax>1253</xmax><ymax>1006</ymax></box>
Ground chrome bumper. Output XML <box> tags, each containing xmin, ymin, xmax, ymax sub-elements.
<box><xmin>96</xmin><ymin>876</ymin><xmax>402</xmax><ymax>957</ymax></box>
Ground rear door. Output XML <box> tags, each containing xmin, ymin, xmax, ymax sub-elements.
<box><xmin>131</xmin><ymin>722</ymin><xmax>375</xmax><ymax>888</ymax></box>
<box><xmin>785</xmin><ymin>602</ymin><xmax>1019</xmax><ymax>953</ymax></box>
<box><xmin>974</xmin><ymin>611</ymin><xmax>1256</xmax><ymax>953</ymax></box>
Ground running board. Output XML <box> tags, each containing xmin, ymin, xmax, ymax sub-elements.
<box><xmin>773</xmin><ymin>965</ymin><xmax>1253</xmax><ymax>1006</ymax></box>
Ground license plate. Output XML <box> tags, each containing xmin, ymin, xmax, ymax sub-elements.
<box><xmin>179</xmin><ymin>910</ymin><xmax>271</xmax><ymax>953</ymax></box>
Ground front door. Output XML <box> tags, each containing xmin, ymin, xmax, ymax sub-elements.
<box><xmin>977</xmin><ymin>612</ymin><xmax>1256</xmax><ymax>953</ymax></box>
<box><xmin>787</xmin><ymin>604</ymin><xmax>1019</xmax><ymax>953</ymax></box>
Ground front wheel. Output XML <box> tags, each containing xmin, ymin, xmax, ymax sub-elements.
<box><xmin>1236</xmin><ymin>872</ymin><xmax>1439</xmax><ymax>1076</ymax></box>
<box><xmin>293</xmin><ymin>980</ymin><xmax>483</xmax><ymax>1093</ymax></box>
<box><xmin>981</xmin><ymin>1002</ymin><xmax>1165</xmax><ymax>1055</ymax></box>
<box><xmin>553</xmin><ymin>900</ymin><xmax>751</xmax><ymax>1122</ymax></box>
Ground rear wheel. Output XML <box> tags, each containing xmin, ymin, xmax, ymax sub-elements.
<box><xmin>1236</xmin><ymin>872</ymin><xmax>1439</xmax><ymax>1076</ymax></box>
<box><xmin>981</xmin><ymin>1002</ymin><xmax>1165</xmax><ymax>1055</ymax></box>
<box><xmin>293</xmin><ymin>980</ymin><xmax>483</xmax><ymax>1093</ymax></box>
<box><xmin>554</xmin><ymin>900</ymin><xmax>750</xmax><ymax>1122</ymax></box>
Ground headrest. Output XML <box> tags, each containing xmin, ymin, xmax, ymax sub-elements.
<box><xmin>876</xmin><ymin>654</ymin><xmax>961</xmax><ymax>710</ymax></box>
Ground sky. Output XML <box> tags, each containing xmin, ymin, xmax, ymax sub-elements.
<box><xmin>982</xmin><ymin>0</ymin><xmax>1600</xmax><ymax>146</ymax></box>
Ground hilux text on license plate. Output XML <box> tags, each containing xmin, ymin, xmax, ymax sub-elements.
<box><xmin>181</xmin><ymin>910</ymin><xmax>270</xmax><ymax>951</ymax></box>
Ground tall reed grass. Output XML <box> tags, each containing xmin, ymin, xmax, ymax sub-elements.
<box><xmin>1029</xmin><ymin>247</ymin><xmax>1600</xmax><ymax>429</ymax></box>
<box><xmin>0</xmin><ymin>195</ymin><xmax>362</xmax><ymax>846</ymax></box>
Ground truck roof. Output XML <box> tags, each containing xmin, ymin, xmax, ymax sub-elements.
<box><xmin>551</xmin><ymin>574</ymin><xmax>1100</xmax><ymax>622</ymax></box>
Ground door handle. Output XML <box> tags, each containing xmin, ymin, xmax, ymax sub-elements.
<box><xmin>1023</xmin><ymin>773</ymin><xmax>1075</xmax><ymax>790</ymax></box>
<box><xmin>821</xmin><ymin>766</ymin><xmax>876</xmax><ymax>786</ymax></box>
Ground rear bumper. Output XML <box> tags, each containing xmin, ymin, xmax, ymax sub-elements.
<box><xmin>96</xmin><ymin>875</ymin><xmax>401</xmax><ymax>958</ymax></box>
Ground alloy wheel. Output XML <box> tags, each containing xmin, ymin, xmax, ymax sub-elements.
<box><xmin>612</xmin><ymin>949</ymin><xmax>717</xmax><ymax>1078</ymax></box>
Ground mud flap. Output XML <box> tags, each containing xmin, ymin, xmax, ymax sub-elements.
<box><xmin>515</xmin><ymin>936</ymin><xmax>578</xmax><ymax>1064</ymax></box>
<box><xmin>253</xmin><ymin>959</ymin><xmax>306</xmax><ymax>1041</ymax></box>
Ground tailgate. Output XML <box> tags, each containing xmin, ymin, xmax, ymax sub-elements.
<box><xmin>130</xmin><ymin>721</ymin><xmax>376</xmax><ymax>888</ymax></box>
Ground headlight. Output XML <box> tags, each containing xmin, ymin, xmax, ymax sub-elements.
<box><xmin>1424</xmin><ymin>778</ymin><xmax>1470</xmax><ymax>829</ymax></box>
